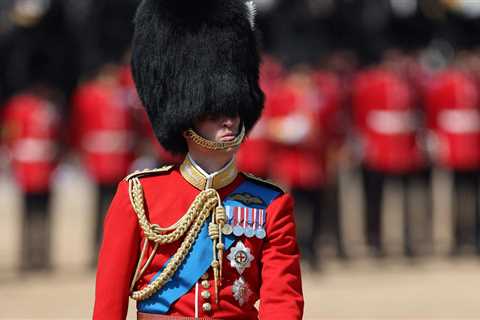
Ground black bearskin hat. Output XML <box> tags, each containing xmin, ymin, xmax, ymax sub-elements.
<box><xmin>131</xmin><ymin>0</ymin><xmax>264</xmax><ymax>154</ymax></box>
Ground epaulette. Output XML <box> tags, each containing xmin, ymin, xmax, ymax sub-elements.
<box><xmin>241</xmin><ymin>172</ymin><xmax>286</xmax><ymax>194</ymax></box>
<box><xmin>125</xmin><ymin>165</ymin><xmax>174</xmax><ymax>181</ymax></box>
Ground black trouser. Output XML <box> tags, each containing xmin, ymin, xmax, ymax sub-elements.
<box><xmin>324</xmin><ymin>180</ymin><xmax>346</xmax><ymax>259</ymax></box>
<box><xmin>93</xmin><ymin>183</ymin><xmax>117</xmax><ymax>264</ymax></box>
<box><xmin>452</xmin><ymin>170</ymin><xmax>480</xmax><ymax>253</ymax></box>
<box><xmin>292</xmin><ymin>187</ymin><xmax>323</xmax><ymax>268</ymax></box>
<box><xmin>362</xmin><ymin>166</ymin><xmax>431</xmax><ymax>256</ymax></box>
<box><xmin>22</xmin><ymin>191</ymin><xmax>51</xmax><ymax>271</ymax></box>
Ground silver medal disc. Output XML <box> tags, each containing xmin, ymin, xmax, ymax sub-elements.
<box><xmin>233</xmin><ymin>225</ymin><xmax>244</xmax><ymax>236</ymax></box>
<box><xmin>255</xmin><ymin>228</ymin><xmax>266</xmax><ymax>239</ymax></box>
<box><xmin>222</xmin><ymin>224</ymin><xmax>233</xmax><ymax>235</ymax></box>
<box><xmin>244</xmin><ymin>226</ymin><xmax>255</xmax><ymax>238</ymax></box>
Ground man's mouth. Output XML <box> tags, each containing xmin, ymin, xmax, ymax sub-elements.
<box><xmin>220</xmin><ymin>132</ymin><xmax>237</xmax><ymax>141</ymax></box>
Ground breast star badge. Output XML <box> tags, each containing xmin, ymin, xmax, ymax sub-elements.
<box><xmin>232</xmin><ymin>276</ymin><xmax>252</xmax><ymax>306</ymax></box>
<box><xmin>227</xmin><ymin>240</ymin><xmax>254</xmax><ymax>275</ymax></box>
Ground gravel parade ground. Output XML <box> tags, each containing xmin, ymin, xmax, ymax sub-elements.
<box><xmin>1</xmin><ymin>258</ymin><xmax>480</xmax><ymax>319</ymax></box>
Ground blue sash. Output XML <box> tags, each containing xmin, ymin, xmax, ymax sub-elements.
<box><xmin>137</xmin><ymin>180</ymin><xmax>281</xmax><ymax>313</ymax></box>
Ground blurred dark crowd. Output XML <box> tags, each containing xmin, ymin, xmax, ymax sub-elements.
<box><xmin>2</xmin><ymin>0</ymin><xmax>480</xmax><ymax>272</ymax></box>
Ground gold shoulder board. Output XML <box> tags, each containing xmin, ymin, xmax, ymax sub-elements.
<box><xmin>242</xmin><ymin>172</ymin><xmax>286</xmax><ymax>194</ymax></box>
<box><xmin>125</xmin><ymin>165</ymin><xmax>174</xmax><ymax>181</ymax></box>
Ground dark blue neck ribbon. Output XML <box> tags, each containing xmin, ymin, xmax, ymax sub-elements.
<box><xmin>137</xmin><ymin>179</ymin><xmax>281</xmax><ymax>314</ymax></box>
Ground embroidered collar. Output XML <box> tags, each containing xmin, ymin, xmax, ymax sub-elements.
<box><xmin>180</xmin><ymin>154</ymin><xmax>238</xmax><ymax>190</ymax></box>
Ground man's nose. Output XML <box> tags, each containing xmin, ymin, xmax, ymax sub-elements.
<box><xmin>220</xmin><ymin>117</ymin><xmax>236</xmax><ymax>127</ymax></box>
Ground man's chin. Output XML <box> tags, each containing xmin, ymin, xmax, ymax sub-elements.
<box><xmin>213</xmin><ymin>145</ymin><xmax>240</xmax><ymax>154</ymax></box>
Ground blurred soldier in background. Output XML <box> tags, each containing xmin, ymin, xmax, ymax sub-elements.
<box><xmin>266</xmin><ymin>66</ymin><xmax>334</xmax><ymax>268</ymax></box>
<box><xmin>311</xmin><ymin>68</ymin><xmax>347</xmax><ymax>259</ymax></box>
<box><xmin>424</xmin><ymin>69</ymin><xmax>480</xmax><ymax>255</ymax></box>
<box><xmin>352</xmin><ymin>67</ymin><xmax>428</xmax><ymax>257</ymax></box>
<box><xmin>237</xmin><ymin>56</ymin><xmax>284</xmax><ymax>178</ymax></box>
<box><xmin>70</xmin><ymin>64</ymin><xmax>137</xmax><ymax>264</ymax></box>
<box><xmin>1</xmin><ymin>85</ymin><xmax>61</xmax><ymax>271</ymax></box>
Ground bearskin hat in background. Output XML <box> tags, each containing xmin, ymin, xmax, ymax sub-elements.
<box><xmin>131</xmin><ymin>0</ymin><xmax>264</xmax><ymax>154</ymax></box>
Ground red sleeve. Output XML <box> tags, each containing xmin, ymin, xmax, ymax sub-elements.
<box><xmin>258</xmin><ymin>193</ymin><xmax>304</xmax><ymax>320</ymax></box>
<box><xmin>93</xmin><ymin>180</ymin><xmax>141</xmax><ymax>319</ymax></box>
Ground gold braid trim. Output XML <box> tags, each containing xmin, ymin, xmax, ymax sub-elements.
<box><xmin>125</xmin><ymin>166</ymin><xmax>174</xmax><ymax>182</ymax></box>
<box><xmin>185</xmin><ymin>125</ymin><xmax>245</xmax><ymax>151</ymax></box>
<box><xmin>128</xmin><ymin>177</ymin><xmax>226</xmax><ymax>302</ymax></box>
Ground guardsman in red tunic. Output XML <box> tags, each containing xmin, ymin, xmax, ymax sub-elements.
<box><xmin>311</xmin><ymin>69</ymin><xmax>347</xmax><ymax>259</ymax></box>
<box><xmin>1</xmin><ymin>88</ymin><xmax>60</xmax><ymax>271</ymax></box>
<box><xmin>93</xmin><ymin>0</ymin><xmax>304</xmax><ymax>319</ymax></box>
<box><xmin>424</xmin><ymin>69</ymin><xmax>480</xmax><ymax>254</ymax></box>
<box><xmin>352</xmin><ymin>67</ymin><xmax>428</xmax><ymax>257</ymax></box>
<box><xmin>264</xmin><ymin>66</ymin><xmax>332</xmax><ymax>269</ymax></box>
<box><xmin>236</xmin><ymin>56</ymin><xmax>284</xmax><ymax>178</ymax></box>
<box><xmin>71</xmin><ymin>64</ymin><xmax>137</xmax><ymax>261</ymax></box>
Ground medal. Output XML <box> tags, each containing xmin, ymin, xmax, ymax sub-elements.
<box><xmin>222</xmin><ymin>206</ymin><xmax>234</xmax><ymax>235</ymax></box>
<box><xmin>244</xmin><ymin>208</ymin><xmax>255</xmax><ymax>238</ymax></box>
<box><xmin>233</xmin><ymin>225</ymin><xmax>244</xmax><ymax>237</ymax></box>
<box><xmin>255</xmin><ymin>228</ymin><xmax>266</xmax><ymax>239</ymax></box>
<box><xmin>255</xmin><ymin>208</ymin><xmax>266</xmax><ymax>239</ymax></box>
<box><xmin>227</xmin><ymin>240</ymin><xmax>254</xmax><ymax>274</ymax></box>
<box><xmin>233</xmin><ymin>207</ymin><xmax>244</xmax><ymax>236</ymax></box>
<box><xmin>222</xmin><ymin>223</ymin><xmax>233</xmax><ymax>235</ymax></box>
<box><xmin>232</xmin><ymin>276</ymin><xmax>252</xmax><ymax>306</ymax></box>
<box><xmin>244</xmin><ymin>226</ymin><xmax>255</xmax><ymax>238</ymax></box>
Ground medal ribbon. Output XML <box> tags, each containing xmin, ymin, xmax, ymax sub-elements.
<box><xmin>259</xmin><ymin>209</ymin><xmax>264</xmax><ymax>228</ymax></box>
<box><xmin>247</xmin><ymin>208</ymin><xmax>253</xmax><ymax>228</ymax></box>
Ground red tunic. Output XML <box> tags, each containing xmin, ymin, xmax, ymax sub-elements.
<box><xmin>423</xmin><ymin>69</ymin><xmax>480</xmax><ymax>170</ymax></box>
<box><xmin>1</xmin><ymin>93</ymin><xmax>60</xmax><ymax>193</ymax></box>
<box><xmin>352</xmin><ymin>68</ymin><xmax>425</xmax><ymax>173</ymax></box>
<box><xmin>267</xmin><ymin>71</ymin><xmax>337</xmax><ymax>189</ymax></box>
<box><xmin>93</xmin><ymin>166</ymin><xmax>303</xmax><ymax>319</ymax></box>
<box><xmin>70</xmin><ymin>78</ymin><xmax>136</xmax><ymax>184</ymax></box>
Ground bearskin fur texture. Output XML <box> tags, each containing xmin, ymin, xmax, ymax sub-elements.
<box><xmin>131</xmin><ymin>0</ymin><xmax>264</xmax><ymax>154</ymax></box>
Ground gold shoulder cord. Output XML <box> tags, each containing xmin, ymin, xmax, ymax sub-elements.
<box><xmin>127</xmin><ymin>171</ymin><xmax>227</xmax><ymax>303</ymax></box>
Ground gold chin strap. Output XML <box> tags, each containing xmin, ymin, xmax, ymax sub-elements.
<box><xmin>128</xmin><ymin>177</ymin><xmax>226</xmax><ymax>304</ymax></box>
<box><xmin>185</xmin><ymin>125</ymin><xmax>245</xmax><ymax>151</ymax></box>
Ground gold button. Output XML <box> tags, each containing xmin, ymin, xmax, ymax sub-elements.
<box><xmin>201</xmin><ymin>290</ymin><xmax>211</xmax><ymax>299</ymax></box>
<box><xmin>201</xmin><ymin>280</ymin><xmax>210</xmax><ymax>289</ymax></box>
<box><xmin>202</xmin><ymin>302</ymin><xmax>212</xmax><ymax>312</ymax></box>
<box><xmin>201</xmin><ymin>273</ymin><xmax>209</xmax><ymax>280</ymax></box>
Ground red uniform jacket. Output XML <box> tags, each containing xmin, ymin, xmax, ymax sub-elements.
<box><xmin>267</xmin><ymin>71</ymin><xmax>339</xmax><ymax>189</ymax></box>
<box><xmin>352</xmin><ymin>68</ymin><xmax>425</xmax><ymax>173</ymax></box>
<box><xmin>94</xmin><ymin>161</ymin><xmax>303</xmax><ymax>319</ymax></box>
<box><xmin>71</xmin><ymin>78</ymin><xmax>136</xmax><ymax>184</ymax></box>
<box><xmin>423</xmin><ymin>70</ymin><xmax>480</xmax><ymax>170</ymax></box>
<box><xmin>1</xmin><ymin>93</ymin><xmax>60</xmax><ymax>193</ymax></box>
